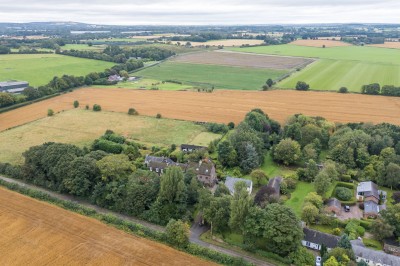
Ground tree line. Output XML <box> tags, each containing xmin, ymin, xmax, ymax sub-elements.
<box><xmin>361</xmin><ymin>83</ymin><xmax>400</xmax><ymax>97</ymax></box>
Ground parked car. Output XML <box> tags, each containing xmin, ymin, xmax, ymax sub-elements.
<box><xmin>315</xmin><ymin>256</ymin><xmax>322</xmax><ymax>266</ymax></box>
<box><xmin>344</xmin><ymin>205</ymin><xmax>350</xmax><ymax>212</ymax></box>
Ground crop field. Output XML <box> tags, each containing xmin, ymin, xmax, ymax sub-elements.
<box><xmin>172</xmin><ymin>51</ymin><xmax>313</xmax><ymax>70</ymax></box>
<box><xmin>291</xmin><ymin>39</ymin><xmax>351</xmax><ymax>48</ymax></box>
<box><xmin>170</xmin><ymin>39</ymin><xmax>265</xmax><ymax>47</ymax></box>
<box><xmin>278</xmin><ymin>59</ymin><xmax>400</xmax><ymax>92</ymax></box>
<box><xmin>368</xmin><ymin>42</ymin><xmax>400</xmax><ymax>49</ymax></box>
<box><xmin>0</xmin><ymin>109</ymin><xmax>221</xmax><ymax>164</ymax></box>
<box><xmin>0</xmin><ymin>187</ymin><xmax>214</xmax><ymax>266</ymax></box>
<box><xmin>135</xmin><ymin>61</ymin><xmax>287</xmax><ymax>90</ymax></box>
<box><xmin>229</xmin><ymin>44</ymin><xmax>400</xmax><ymax>91</ymax></box>
<box><xmin>0</xmin><ymin>54</ymin><xmax>114</xmax><ymax>86</ymax></box>
<box><xmin>62</xmin><ymin>44</ymin><xmax>106</xmax><ymax>51</ymax></box>
<box><xmin>1</xmin><ymin>88</ymin><xmax>400</xmax><ymax>134</ymax></box>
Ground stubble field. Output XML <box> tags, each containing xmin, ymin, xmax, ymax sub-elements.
<box><xmin>0</xmin><ymin>187</ymin><xmax>214</xmax><ymax>266</ymax></box>
<box><xmin>172</xmin><ymin>51</ymin><xmax>313</xmax><ymax>70</ymax></box>
<box><xmin>1</xmin><ymin>88</ymin><xmax>400</xmax><ymax>133</ymax></box>
<box><xmin>368</xmin><ymin>42</ymin><xmax>400</xmax><ymax>49</ymax></box>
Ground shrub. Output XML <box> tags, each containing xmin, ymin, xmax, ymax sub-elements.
<box><xmin>336</xmin><ymin>182</ymin><xmax>355</xmax><ymax>189</ymax></box>
<box><xmin>227</xmin><ymin>122</ymin><xmax>235</xmax><ymax>129</ymax></box>
<box><xmin>295</xmin><ymin>81</ymin><xmax>310</xmax><ymax>91</ymax></box>
<box><xmin>356</xmin><ymin>226</ymin><xmax>365</xmax><ymax>236</ymax></box>
<box><xmin>93</xmin><ymin>104</ymin><xmax>101</xmax><ymax>111</ymax></box>
<box><xmin>339</xmin><ymin>87</ymin><xmax>348</xmax><ymax>93</ymax></box>
<box><xmin>156</xmin><ymin>113</ymin><xmax>162</xmax><ymax>119</ymax></box>
<box><xmin>128</xmin><ymin>108</ymin><xmax>138</xmax><ymax>115</ymax></box>
<box><xmin>336</xmin><ymin>187</ymin><xmax>353</xmax><ymax>201</ymax></box>
<box><xmin>262</xmin><ymin>84</ymin><xmax>270</xmax><ymax>91</ymax></box>
<box><xmin>47</xmin><ymin>109</ymin><xmax>54</xmax><ymax>116</ymax></box>
<box><xmin>332</xmin><ymin>228</ymin><xmax>341</xmax><ymax>235</ymax></box>
<box><xmin>92</xmin><ymin>139</ymin><xmax>123</xmax><ymax>154</ymax></box>
<box><xmin>73</xmin><ymin>100</ymin><xmax>79</xmax><ymax>108</ymax></box>
<box><xmin>85</xmin><ymin>104</ymin><xmax>89</xmax><ymax>110</ymax></box>
<box><xmin>205</xmin><ymin>123</ymin><xmax>229</xmax><ymax>134</ymax></box>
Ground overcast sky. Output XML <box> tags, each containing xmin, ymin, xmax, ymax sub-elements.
<box><xmin>1</xmin><ymin>0</ymin><xmax>400</xmax><ymax>25</ymax></box>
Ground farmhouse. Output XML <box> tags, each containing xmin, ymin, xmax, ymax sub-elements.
<box><xmin>0</xmin><ymin>80</ymin><xmax>29</xmax><ymax>93</ymax></box>
<box><xmin>108</xmin><ymin>75</ymin><xmax>123</xmax><ymax>82</ymax></box>
<box><xmin>325</xmin><ymin>198</ymin><xmax>342</xmax><ymax>215</ymax></box>
<box><xmin>181</xmin><ymin>144</ymin><xmax>207</xmax><ymax>153</ymax></box>
<box><xmin>351</xmin><ymin>240</ymin><xmax>400</xmax><ymax>266</ymax></box>
<box><xmin>356</xmin><ymin>181</ymin><xmax>387</xmax><ymax>218</ymax></box>
<box><xmin>302</xmin><ymin>228</ymin><xmax>340</xmax><ymax>251</ymax></box>
<box><xmin>224</xmin><ymin>176</ymin><xmax>253</xmax><ymax>195</ymax></box>
<box><xmin>145</xmin><ymin>155</ymin><xmax>217</xmax><ymax>187</ymax></box>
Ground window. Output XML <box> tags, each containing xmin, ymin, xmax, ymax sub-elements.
<box><xmin>156</xmin><ymin>168</ymin><xmax>159</xmax><ymax>172</ymax></box>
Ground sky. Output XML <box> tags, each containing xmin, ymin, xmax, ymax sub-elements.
<box><xmin>0</xmin><ymin>0</ymin><xmax>400</xmax><ymax>25</ymax></box>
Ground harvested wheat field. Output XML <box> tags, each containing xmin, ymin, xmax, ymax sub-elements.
<box><xmin>1</xmin><ymin>89</ymin><xmax>400</xmax><ymax>132</ymax></box>
<box><xmin>368</xmin><ymin>42</ymin><xmax>400</xmax><ymax>49</ymax></box>
<box><xmin>0</xmin><ymin>187</ymin><xmax>214</xmax><ymax>266</ymax></box>
<box><xmin>172</xmin><ymin>51</ymin><xmax>313</xmax><ymax>70</ymax></box>
<box><xmin>291</xmin><ymin>39</ymin><xmax>351</xmax><ymax>47</ymax></box>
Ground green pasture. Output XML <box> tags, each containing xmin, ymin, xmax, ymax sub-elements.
<box><xmin>229</xmin><ymin>44</ymin><xmax>400</xmax><ymax>64</ymax></box>
<box><xmin>0</xmin><ymin>54</ymin><xmax>114</xmax><ymax>86</ymax></box>
<box><xmin>229</xmin><ymin>44</ymin><xmax>400</xmax><ymax>92</ymax></box>
<box><xmin>278</xmin><ymin>59</ymin><xmax>400</xmax><ymax>92</ymax></box>
<box><xmin>135</xmin><ymin>61</ymin><xmax>287</xmax><ymax>90</ymax></box>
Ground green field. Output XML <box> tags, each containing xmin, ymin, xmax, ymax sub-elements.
<box><xmin>284</xmin><ymin>181</ymin><xmax>315</xmax><ymax>217</ymax></box>
<box><xmin>229</xmin><ymin>45</ymin><xmax>400</xmax><ymax>92</ymax></box>
<box><xmin>0</xmin><ymin>54</ymin><xmax>114</xmax><ymax>86</ymax></box>
<box><xmin>93</xmin><ymin>78</ymin><xmax>195</xmax><ymax>91</ymax></box>
<box><xmin>229</xmin><ymin>44</ymin><xmax>400</xmax><ymax>64</ymax></box>
<box><xmin>135</xmin><ymin>61</ymin><xmax>287</xmax><ymax>90</ymax></box>
<box><xmin>0</xmin><ymin>109</ymin><xmax>221</xmax><ymax>165</ymax></box>
<box><xmin>278</xmin><ymin>59</ymin><xmax>400</xmax><ymax>91</ymax></box>
<box><xmin>62</xmin><ymin>44</ymin><xmax>106</xmax><ymax>51</ymax></box>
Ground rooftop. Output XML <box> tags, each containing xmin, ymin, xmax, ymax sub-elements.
<box><xmin>303</xmin><ymin>228</ymin><xmax>340</xmax><ymax>249</ymax></box>
<box><xmin>326</xmin><ymin>198</ymin><xmax>342</xmax><ymax>209</ymax></box>
<box><xmin>351</xmin><ymin>240</ymin><xmax>400</xmax><ymax>266</ymax></box>
<box><xmin>225</xmin><ymin>176</ymin><xmax>252</xmax><ymax>195</ymax></box>
<box><xmin>0</xmin><ymin>80</ymin><xmax>29</xmax><ymax>87</ymax></box>
<box><xmin>364</xmin><ymin>201</ymin><xmax>379</xmax><ymax>213</ymax></box>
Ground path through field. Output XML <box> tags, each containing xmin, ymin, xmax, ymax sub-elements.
<box><xmin>1</xmin><ymin>89</ymin><xmax>400</xmax><ymax>132</ymax></box>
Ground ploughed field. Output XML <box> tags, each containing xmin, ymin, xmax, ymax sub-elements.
<box><xmin>1</xmin><ymin>88</ymin><xmax>400</xmax><ymax>133</ymax></box>
<box><xmin>172</xmin><ymin>51</ymin><xmax>313</xmax><ymax>70</ymax></box>
<box><xmin>0</xmin><ymin>187</ymin><xmax>213</xmax><ymax>266</ymax></box>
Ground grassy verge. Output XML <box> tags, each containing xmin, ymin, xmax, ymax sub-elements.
<box><xmin>200</xmin><ymin>231</ymin><xmax>289</xmax><ymax>266</ymax></box>
<box><xmin>362</xmin><ymin>238</ymin><xmax>383</xmax><ymax>251</ymax></box>
<box><xmin>0</xmin><ymin>179</ymin><xmax>251</xmax><ymax>266</ymax></box>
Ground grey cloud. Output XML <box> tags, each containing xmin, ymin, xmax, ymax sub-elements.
<box><xmin>0</xmin><ymin>0</ymin><xmax>399</xmax><ymax>24</ymax></box>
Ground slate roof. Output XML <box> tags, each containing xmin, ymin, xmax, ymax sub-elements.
<box><xmin>364</xmin><ymin>200</ymin><xmax>379</xmax><ymax>214</ymax></box>
<box><xmin>145</xmin><ymin>155</ymin><xmax>174</xmax><ymax>165</ymax></box>
<box><xmin>303</xmin><ymin>228</ymin><xmax>340</xmax><ymax>249</ymax></box>
<box><xmin>357</xmin><ymin>181</ymin><xmax>379</xmax><ymax>199</ymax></box>
<box><xmin>188</xmin><ymin>160</ymin><xmax>214</xmax><ymax>176</ymax></box>
<box><xmin>351</xmin><ymin>240</ymin><xmax>400</xmax><ymax>266</ymax></box>
<box><xmin>181</xmin><ymin>144</ymin><xmax>207</xmax><ymax>151</ymax></box>
<box><xmin>326</xmin><ymin>198</ymin><xmax>342</xmax><ymax>209</ymax></box>
<box><xmin>225</xmin><ymin>176</ymin><xmax>252</xmax><ymax>195</ymax></box>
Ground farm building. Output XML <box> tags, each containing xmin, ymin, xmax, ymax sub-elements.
<box><xmin>302</xmin><ymin>228</ymin><xmax>340</xmax><ymax>251</ymax></box>
<box><xmin>145</xmin><ymin>155</ymin><xmax>217</xmax><ymax>187</ymax></box>
<box><xmin>0</xmin><ymin>80</ymin><xmax>29</xmax><ymax>93</ymax></box>
<box><xmin>325</xmin><ymin>198</ymin><xmax>342</xmax><ymax>215</ymax></box>
<box><xmin>224</xmin><ymin>176</ymin><xmax>253</xmax><ymax>195</ymax></box>
<box><xmin>351</xmin><ymin>239</ymin><xmax>400</xmax><ymax>266</ymax></box>
<box><xmin>181</xmin><ymin>144</ymin><xmax>207</xmax><ymax>153</ymax></box>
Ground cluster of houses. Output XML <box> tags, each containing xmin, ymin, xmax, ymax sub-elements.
<box><xmin>356</xmin><ymin>181</ymin><xmax>387</xmax><ymax>218</ymax></box>
<box><xmin>302</xmin><ymin>228</ymin><xmax>400</xmax><ymax>266</ymax></box>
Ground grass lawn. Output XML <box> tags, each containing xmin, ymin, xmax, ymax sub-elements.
<box><xmin>278</xmin><ymin>59</ymin><xmax>400</xmax><ymax>92</ymax></box>
<box><xmin>229</xmin><ymin>45</ymin><xmax>400</xmax><ymax>92</ymax></box>
<box><xmin>0</xmin><ymin>109</ymin><xmax>221</xmax><ymax>165</ymax></box>
<box><xmin>309</xmin><ymin>224</ymin><xmax>342</xmax><ymax>235</ymax></box>
<box><xmin>62</xmin><ymin>44</ymin><xmax>106</xmax><ymax>51</ymax></box>
<box><xmin>135</xmin><ymin>61</ymin><xmax>287</xmax><ymax>90</ymax></box>
<box><xmin>0</xmin><ymin>54</ymin><xmax>114</xmax><ymax>86</ymax></box>
<box><xmin>285</xmin><ymin>181</ymin><xmax>315</xmax><ymax>217</ymax></box>
<box><xmin>93</xmin><ymin>78</ymin><xmax>195</xmax><ymax>91</ymax></box>
<box><xmin>362</xmin><ymin>238</ymin><xmax>383</xmax><ymax>251</ymax></box>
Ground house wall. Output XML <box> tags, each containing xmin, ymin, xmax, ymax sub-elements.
<box><xmin>301</xmin><ymin>240</ymin><xmax>320</xmax><ymax>250</ymax></box>
<box><xmin>384</xmin><ymin>243</ymin><xmax>400</xmax><ymax>256</ymax></box>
